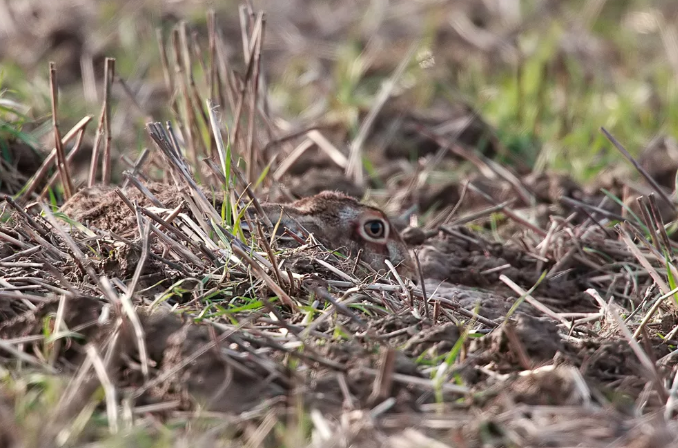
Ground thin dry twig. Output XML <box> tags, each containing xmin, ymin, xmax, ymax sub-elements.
<box><xmin>49</xmin><ymin>62</ymin><xmax>73</xmax><ymax>199</ymax></box>
<box><xmin>346</xmin><ymin>44</ymin><xmax>417</xmax><ymax>186</ymax></box>
<box><xmin>601</xmin><ymin>127</ymin><xmax>675</xmax><ymax>208</ymax></box>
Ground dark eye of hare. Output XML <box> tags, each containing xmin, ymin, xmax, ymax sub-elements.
<box><xmin>364</xmin><ymin>219</ymin><xmax>386</xmax><ymax>239</ymax></box>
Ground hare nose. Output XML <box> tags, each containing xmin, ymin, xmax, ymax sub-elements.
<box><xmin>387</xmin><ymin>241</ymin><xmax>407</xmax><ymax>265</ymax></box>
<box><xmin>385</xmin><ymin>241</ymin><xmax>412</xmax><ymax>276</ymax></box>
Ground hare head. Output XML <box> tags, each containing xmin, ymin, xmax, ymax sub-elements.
<box><xmin>257</xmin><ymin>191</ymin><xmax>413</xmax><ymax>277</ymax></box>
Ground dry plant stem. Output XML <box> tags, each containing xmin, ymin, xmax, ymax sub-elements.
<box><xmin>468</xmin><ymin>183</ymin><xmax>547</xmax><ymax>236</ymax></box>
<box><xmin>546</xmin><ymin>246</ymin><xmax>578</xmax><ymax>280</ymax></box>
<box><xmin>414</xmin><ymin>251</ymin><xmax>430</xmax><ymax>320</ymax></box>
<box><xmin>49</xmin><ymin>62</ymin><xmax>73</xmax><ymax>199</ymax></box>
<box><xmin>443</xmin><ymin>199</ymin><xmax>515</xmax><ymax>229</ymax></box>
<box><xmin>0</xmin><ymin>291</ymin><xmax>57</xmax><ymax>303</ymax></box>
<box><xmin>306</xmin><ymin>284</ymin><xmax>366</xmax><ymax>328</ymax></box>
<box><xmin>617</xmin><ymin>222</ymin><xmax>670</xmax><ymax>294</ymax></box>
<box><xmin>246</xmin><ymin>12</ymin><xmax>265</xmax><ymax>183</ymax></box>
<box><xmin>308</xmin><ymin>130</ymin><xmax>349</xmax><ymax>167</ymax></box>
<box><xmin>346</xmin><ymin>44</ymin><xmax>417</xmax><ymax>187</ymax></box>
<box><xmin>574</xmin><ymin>195</ymin><xmax>610</xmax><ymax>237</ymax></box>
<box><xmin>0</xmin><ymin>245</ymin><xmax>40</xmax><ymax>262</ymax></box>
<box><xmin>362</xmin><ymin>367</ymin><xmax>468</xmax><ymax>394</ymax></box>
<box><xmin>272</xmin><ymin>138</ymin><xmax>314</xmax><ymax>181</ymax></box>
<box><xmin>38</xmin><ymin>126</ymin><xmax>90</xmax><ymax>200</ymax></box>
<box><xmin>601</xmin><ymin>127</ymin><xmax>675</xmax><ymax>208</ymax></box>
<box><xmin>232</xmin><ymin>244</ymin><xmax>296</xmax><ymax>309</ymax></box>
<box><xmin>181</xmin><ymin>23</ymin><xmax>211</xmax><ymax>152</ymax></box>
<box><xmin>156</xmin><ymin>28</ymin><xmax>174</xmax><ymax>95</ymax></box>
<box><xmin>215</xmin><ymin>31</ymin><xmax>236</xmax><ymax>113</ymax></box>
<box><xmin>422</xmin><ymin>294</ymin><xmax>497</xmax><ymax>328</ymax></box>
<box><xmin>207</xmin><ymin>9</ymin><xmax>219</xmax><ymax>103</ymax></box>
<box><xmin>0</xmin><ymin>231</ymin><xmax>30</xmax><ymax>249</ymax></box>
<box><xmin>0</xmin><ymin>339</ymin><xmax>58</xmax><ymax>373</ymax></box>
<box><xmin>414</xmin><ymin>125</ymin><xmax>495</xmax><ymax>181</ymax></box>
<box><xmin>41</xmin><ymin>262</ymin><xmax>79</xmax><ymax>296</ymax></box>
<box><xmin>100</xmin><ymin>58</ymin><xmax>114</xmax><ymax>185</ymax></box>
<box><xmin>314</xmin><ymin>258</ymin><xmax>360</xmax><ymax>283</ymax></box>
<box><xmin>561</xmin><ymin>195</ymin><xmax>627</xmax><ymax>223</ymax></box>
<box><xmin>368</xmin><ymin>347</ymin><xmax>396</xmax><ymax>405</ymax></box>
<box><xmin>99</xmin><ymin>224</ymin><xmax>191</xmax><ymax>275</ymax></box>
<box><xmin>205</xmin><ymin>100</ymin><xmax>273</xmax><ymax>228</ymax></box>
<box><xmin>485</xmin><ymin>158</ymin><xmax>535</xmax><ymax>205</ymax></box>
<box><xmin>50</xmin><ymin>325</ymin><xmax>119</xmax><ymax>440</ymax></box>
<box><xmin>256</xmin><ymin>222</ymin><xmax>284</xmax><ymax>286</ymax></box>
<box><xmin>3</xmin><ymin>196</ymin><xmax>51</xmax><ymax>237</ymax></box>
<box><xmin>243</xmin><ymin>412</ymin><xmax>277</xmax><ymax>447</ymax></box>
<box><xmin>121</xmin><ymin>148</ymin><xmax>151</xmax><ymax>189</ymax></box>
<box><xmin>88</xmin><ymin>59</ymin><xmax>109</xmax><ymax>187</ymax></box>
<box><xmin>207</xmin><ymin>10</ymin><xmax>219</xmax><ymax>154</ymax></box>
<box><xmin>432</xmin><ymin>300</ymin><xmax>441</xmax><ymax>322</ymax></box>
<box><xmin>235</xmin><ymin>171</ymin><xmax>272</xmax><ymax>227</ymax></box>
<box><xmin>499</xmin><ymin>275</ymin><xmax>570</xmax><ymax>325</ymax></box>
<box><xmin>268</xmin><ymin>122</ymin><xmax>349</xmax><ymax>179</ymax></box>
<box><xmin>647</xmin><ymin>193</ymin><xmax>673</xmax><ymax>253</ymax></box>
<box><xmin>239</xmin><ymin>5</ymin><xmax>252</xmax><ymax>65</ymax></box>
<box><xmin>605</xmin><ymin>304</ymin><xmax>669</xmax><ymax>402</ymax></box>
<box><xmin>123</xmin><ymin>174</ymin><xmax>165</xmax><ymax>207</ymax></box>
<box><xmin>137</xmin><ymin>204</ymin><xmax>218</xmax><ymax>264</ymax></box>
<box><xmin>427</xmin><ymin>181</ymin><xmax>470</xmax><ymax>230</ymax></box>
<box><xmin>416</xmin><ymin>120</ymin><xmax>473</xmax><ymax>191</ymax></box>
<box><xmin>625</xmin><ymin>220</ymin><xmax>674</xmax><ymax>271</ymax></box>
<box><xmin>630</xmin><ymin>287</ymin><xmax>678</xmax><ymax>341</ymax></box>
<box><xmin>171</xmin><ymin>27</ymin><xmax>199</xmax><ymax>170</ymax></box>
<box><xmin>113</xmin><ymin>187</ymin><xmax>135</xmax><ymax>214</ymax></box>
<box><xmin>185</xmin><ymin>194</ymin><xmax>227</xmax><ymax>248</ymax></box>
<box><xmin>121</xmin><ymin>156</ymin><xmax>151</xmax><ymax>182</ymax></box>
<box><xmin>337</xmin><ymin>374</ymin><xmax>356</xmax><ymax>409</ymax></box>
<box><xmin>502</xmin><ymin>322</ymin><xmax>533</xmax><ymax>370</ymax></box>
<box><xmin>19</xmin><ymin>116</ymin><xmax>91</xmax><ymax>201</ymax></box>
<box><xmin>85</xmin><ymin>344</ymin><xmax>119</xmax><ymax>434</ymax></box>
<box><xmin>636</xmin><ymin>196</ymin><xmax>660</xmax><ymax>250</ymax></box>
<box><xmin>115</xmin><ymin>75</ymin><xmax>153</xmax><ymax>122</ymax></box>
<box><xmin>151</xmin><ymin>224</ymin><xmax>204</xmax><ymax>267</ymax></box>
<box><xmin>569</xmin><ymin>203</ymin><xmax>615</xmax><ymax>239</ymax></box>
<box><xmin>39</xmin><ymin>204</ymin><xmax>117</xmax><ymax>304</ymax></box>
<box><xmin>231</xmin><ymin>323</ymin><xmax>341</xmax><ymax>371</ymax></box>
<box><xmin>16</xmin><ymin>224</ymin><xmax>65</xmax><ymax>261</ymax></box>
<box><xmin>385</xmin><ymin>259</ymin><xmax>412</xmax><ymax>307</ymax></box>
<box><xmin>231</xmin><ymin>14</ymin><xmax>263</xmax><ymax>145</ymax></box>
<box><xmin>120</xmin><ymin>214</ymin><xmax>152</xmax><ymax>380</ymax></box>
<box><xmin>202</xmin><ymin>156</ymin><xmax>228</xmax><ymax>184</ymax></box>
<box><xmin>322</xmin><ymin>281</ymin><xmax>495</xmax><ymax>326</ymax></box>
<box><xmin>616</xmin><ymin>223</ymin><xmax>676</xmax><ymax>339</ymax></box>
<box><xmin>263</xmin><ymin>125</ymin><xmax>324</xmax><ymax>152</ymax></box>
<box><xmin>189</xmin><ymin>29</ymin><xmax>209</xmax><ymax>93</ymax></box>
<box><xmin>205</xmin><ymin>100</ymin><xmax>231</xmax><ymax>182</ymax></box>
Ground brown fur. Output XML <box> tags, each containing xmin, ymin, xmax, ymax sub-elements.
<box><xmin>259</xmin><ymin>191</ymin><xmax>413</xmax><ymax>275</ymax></box>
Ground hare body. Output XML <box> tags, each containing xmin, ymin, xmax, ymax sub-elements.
<box><xmin>60</xmin><ymin>184</ymin><xmax>412</xmax><ymax>276</ymax></box>
<box><xmin>256</xmin><ymin>191</ymin><xmax>413</xmax><ymax>276</ymax></box>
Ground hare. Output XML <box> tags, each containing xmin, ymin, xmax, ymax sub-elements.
<box><xmin>58</xmin><ymin>184</ymin><xmax>413</xmax><ymax>276</ymax></box>
<box><xmin>253</xmin><ymin>191</ymin><xmax>413</xmax><ymax>277</ymax></box>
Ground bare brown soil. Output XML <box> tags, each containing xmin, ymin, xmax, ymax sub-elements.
<box><xmin>3</xmin><ymin>171</ymin><xmax>678</xmax><ymax>446</ymax></box>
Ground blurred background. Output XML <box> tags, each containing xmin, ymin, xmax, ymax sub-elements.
<box><xmin>2</xmin><ymin>0</ymin><xmax>678</xmax><ymax>223</ymax></box>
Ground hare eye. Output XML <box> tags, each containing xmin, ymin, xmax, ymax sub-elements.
<box><xmin>363</xmin><ymin>220</ymin><xmax>386</xmax><ymax>239</ymax></box>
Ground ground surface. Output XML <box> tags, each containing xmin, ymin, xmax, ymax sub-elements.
<box><xmin>3</xmin><ymin>0</ymin><xmax>678</xmax><ymax>447</ymax></box>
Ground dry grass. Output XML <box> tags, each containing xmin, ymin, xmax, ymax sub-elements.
<box><xmin>3</xmin><ymin>1</ymin><xmax>678</xmax><ymax>447</ymax></box>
